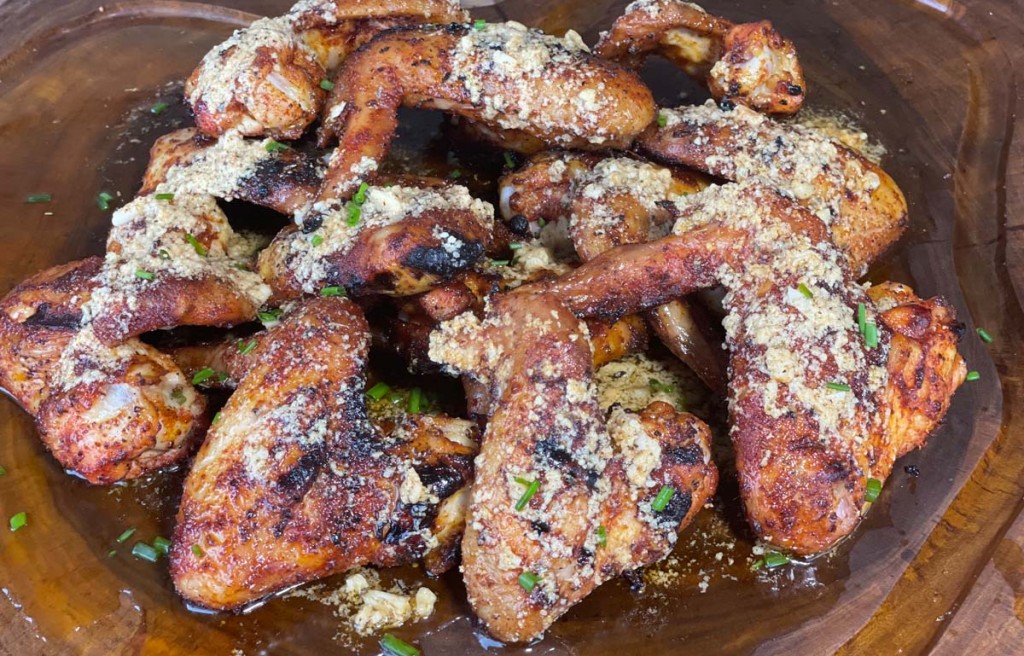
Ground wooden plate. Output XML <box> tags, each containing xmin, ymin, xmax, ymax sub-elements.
<box><xmin>0</xmin><ymin>1</ymin><xmax>1021</xmax><ymax>653</ymax></box>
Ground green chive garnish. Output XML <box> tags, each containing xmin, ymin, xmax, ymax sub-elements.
<box><xmin>152</xmin><ymin>536</ymin><xmax>171</xmax><ymax>556</ymax></box>
<box><xmin>319</xmin><ymin>79</ymin><xmax>334</xmax><ymax>91</ymax></box>
<box><xmin>238</xmin><ymin>340</ymin><xmax>256</xmax><ymax>355</ymax></box>
<box><xmin>9</xmin><ymin>511</ymin><xmax>26</xmax><ymax>532</ymax></box>
<box><xmin>965</xmin><ymin>370</ymin><xmax>980</xmax><ymax>381</ymax></box>
<box><xmin>135</xmin><ymin>269</ymin><xmax>155</xmax><ymax>281</ymax></box>
<box><xmin>450</xmin><ymin>169</ymin><xmax>462</xmax><ymax>179</ymax></box>
<box><xmin>977</xmin><ymin>328</ymin><xmax>993</xmax><ymax>343</ymax></box>
<box><xmin>346</xmin><ymin>202</ymin><xmax>361</xmax><ymax>226</ymax></box>
<box><xmin>25</xmin><ymin>193</ymin><xmax>52</xmax><ymax>204</ymax></box>
<box><xmin>864</xmin><ymin>322</ymin><xmax>879</xmax><ymax>348</ymax></box>
<box><xmin>596</xmin><ymin>525</ymin><xmax>607</xmax><ymax>547</ymax></box>
<box><xmin>107</xmin><ymin>549</ymin><xmax>117</xmax><ymax>558</ymax></box>
<box><xmin>509</xmin><ymin>242</ymin><xmax>523</xmax><ymax>250</ymax></box>
<box><xmin>380</xmin><ymin>633</ymin><xmax>420</xmax><ymax>656</ymax></box>
<box><xmin>864</xmin><ymin>477</ymin><xmax>882</xmax><ymax>503</ymax></box>
<box><xmin>213</xmin><ymin>411</ymin><xmax>222</xmax><ymax>424</ymax></box>
<box><xmin>192</xmin><ymin>367</ymin><xmax>216</xmax><ymax>385</ymax></box>
<box><xmin>131</xmin><ymin>542</ymin><xmax>159</xmax><ymax>562</ymax></box>
<box><xmin>310</xmin><ymin>233</ymin><xmax>324</xmax><ymax>247</ymax></box>
<box><xmin>158</xmin><ymin>249</ymin><xmax>171</xmax><ymax>260</ymax></box>
<box><xmin>857</xmin><ymin>303</ymin><xmax>867</xmax><ymax>335</ymax></box>
<box><xmin>265</xmin><ymin>140</ymin><xmax>289</xmax><ymax>153</ymax></box>
<box><xmin>514</xmin><ymin>478</ymin><xmax>540</xmax><ymax>511</ymax></box>
<box><xmin>182</xmin><ymin>233</ymin><xmax>207</xmax><ymax>256</ymax></box>
<box><xmin>116</xmin><ymin>528</ymin><xmax>136</xmax><ymax>543</ymax></box>
<box><xmin>504</xmin><ymin>152</ymin><xmax>516</xmax><ymax>169</ymax></box>
<box><xmin>826</xmin><ymin>382</ymin><xmax>851</xmax><ymax>392</ymax></box>
<box><xmin>657</xmin><ymin>113</ymin><xmax>668</xmax><ymax>128</ymax></box>
<box><xmin>408</xmin><ymin>387</ymin><xmax>422</xmax><ymax>414</ymax></box>
<box><xmin>797</xmin><ymin>283</ymin><xmax>813</xmax><ymax>299</ymax></box>
<box><xmin>155</xmin><ymin>192</ymin><xmax>174</xmax><ymax>201</ymax></box>
<box><xmin>367</xmin><ymin>382</ymin><xmax>391</xmax><ymax>400</ymax></box>
<box><xmin>96</xmin><ymin>191</ymin><xmax>115</xmax><ymax>210</ymax></box>
<box><xmin>518</xmin><ymin>571</ymin><xmax>540</xmax><ymax>592</ymax></box>
<box><xmin>191</xmin><ymin>544</ymin><xmax>205</xmax><ymax>558</ymax></box>
<box><xmin>762</xmin><ymin>551</ymin><xmax>790</xmax><ymax>568</ymax></box>
<box><xmin>0</xmin><ymin>465</ymin><xmax>6</xmax><ymax>476</ymax></box>
<box><xmin>490</xmin><ymin>259</ymin><xmax>510</xmax><ymax>267</ymax></box>
<box><xmin>258</xmin><ymin>309</ymin><xmax>282</xmax><ymax>324</ymax></box>
<box><xmin>320</xmin><ymin>286</ymin><xmax>346</xmax><ymax>297</ymax></box>
<box><xmin>651</xmin><ymin>485</ymin><xmax>675</xmax><ymax>512</ymax></box>
<box><xmin>150</xmin><ymin>101</ymin><xmax>169</xmax><ymax>115</ymax></box>
<box><xmin>170</xmin><ymin>388</ymin><xmax>186</xmax><ymax>404</ymax></box>
<box><xmin>473</xmin><ymin>18</ymin><xmax>487</xmax><ymax>30</ymax></box>
<box><xmin>353</xmin><ymin>181</ymin><xmax>369</xmax><ymax>205</ymax></box>
<box><xmin>649</xmin><ymin>378</ymin><xmax>676</xmax><ymax>394</ymax></box>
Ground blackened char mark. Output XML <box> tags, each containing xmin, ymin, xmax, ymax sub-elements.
<box><xmin>534</xmin><ymin>436</ymin><xmax>599</xmax><ymax>490</ymax></box>
<box><xmin>403</xmin><ymin>237</ymin><xmax>484</xmax><ymax>278</ymax></box>
<box><xmin>658</xmin><ymin>489</ymin><xmax>693</xmax><ymax>526</ymax></box>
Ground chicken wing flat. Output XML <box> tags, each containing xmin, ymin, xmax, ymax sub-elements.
<box><xmin>637</xmin><ymin>102</ymin><xmax>908</xmax><ymax>274</ymax></box>
<box><xmin>0</xmin><ymin>259</ymin><xmax>207</xmax><ymax>484</ymax></box>
<box><xmin>171</xmin><ymin>297</ymin><xmax>476</xmax><ymax>611</ymax></box>
<box><xmin>259</xmin><ymin>181</ymin><xmax>494</xmax><ymax>299</ymax></box>
<box><xmin>315</xmin><ymin>21</ymin><xmax>656</xmax><ymax>201</ymax></box>
<box><xmin>429</xmin><ymin>293</ymin><xmax>717</xmax><ymax>642</ymax></box>
<box><xmin>530</xmin><ymin>182</ymin><xmax>964</xmax><ymax>554</ymax></box>
<box><xmin>596</xmin><ymin>0</ymin><xmax>806</xmax><ymax>114</ymax></box>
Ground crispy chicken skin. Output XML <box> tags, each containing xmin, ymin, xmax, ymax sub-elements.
<box><xmin>259</xmin><ymin>180</ymin><xmax>494</xmax><ymax>299</ymax></box>
<box><xmin>528</xmin><ymin>182</ymin><xmax>964</xmax><ymax>554</ymax></box>
<box><xmin>186</xmin><ymin>0</ymin><xmax>468</xmax><ymax>139</ymax></box>
<box><xmin>637</xmin><ymin>102</ymin><xmax>908</xmax><ymax>274</ymax></box>
<box><xmin>0</xmin><ymin>259</ymin><xmax>207</xmax><ymax>484</ymax></box>
<box><xmin>171</xmin><ymin>297</ymin><xmax>477</xmax><ymax>611</ymax></box>
<box><xmin>596</xmin><ymin>0</ymin><xmax>806</xmax><ymax>114</ymax></box>
<box><xmin>429</xmin><ymin>293</ymin><xmax>717</xmax><ymax>642</ymax></box>
<box><xmin>315</xmin><ymin>22</ymin><xmax>656</xmax><ymax>201</ymax></box>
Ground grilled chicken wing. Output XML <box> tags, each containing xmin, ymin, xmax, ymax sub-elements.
<box><xmin>529</xmin><ymin>182</ymin><xmax>964</xmax><ymax>554</ymax></box>
<box><xmin>186</xmin><ymin>0</ymin><xmax>468</xmax><ymax>139</ymax></box>
<box><xmin>314</xmin><ymin>21</ymin><xmax>656</xmax><ymax>203</ymax></box>
<box><xmin>637</xmin><ymin>102</ymin><xmax>908</xmax><ymax>274</ymax></box>
<box><xmin>429</xmin><ymin>293</ymin><xmax>717</xmax><ymax>642</ymax></box>
<box><xmin>0</xmin><ymin>259</ymin><xmax>207</xmax><ymax>484</ymax></box>
<box><xmin>171</xmin><ymin>297</ymin><xmax>477</xmax><ymax>611</ymax></box>
<box><xmin>259</xmin><ymin>180</ymin><xmax>494</xmax><ymax>299</ymax></box>
<box><xmin>596</xmin><ymin>0</ymin><xmax>805</xmax><ymax>114</ymax></box>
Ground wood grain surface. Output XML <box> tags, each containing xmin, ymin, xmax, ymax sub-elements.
<box><xmin>0</xmin><ymin>1</ymin><xmax>1020</xmax><ymax>654</ymax></box>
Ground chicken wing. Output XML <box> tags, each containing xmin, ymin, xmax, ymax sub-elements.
<box><xmin>429</xmin><ymin>293</ymin><xmax>717</xmax><ymax>642</ymax></box>
<box><xmin>528</xmin><ymin>182</ymin><xmax>964</xmax><ymax>554</ymax></box>
<box><xmin>171</xmin><ymin>297</ymin><xmax>477</xmax><ymax>611</ymax></box>
<box><xmin>0</xmin><ymin>259</ymin><xmax>207</xmax><ymax>484</ymax></box>
<box><xmin>637</xmin><ymin>102</ymin><xmax>908</xmax><ymax>274</ymax></box>
<box><xmin>596</xmin><ymin>0</ymin><xmax>806</xmax><ymax>114</ymax></box>
<box><xmin>315</xmin><ymin>21</ymin><xmax>656</xmax><ymax>203</ymax></box>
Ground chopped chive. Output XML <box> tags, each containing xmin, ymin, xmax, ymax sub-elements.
<box><xmin>857</xmin><ymin>303</ymin><xmax>867</xmax><ymax>335</ymax></box>
<box><xmin>320</xmin><ymin>286</ymin><xmax>346</xmax><ymax>297</ymax></box>
<box><xmin>763</xmin><ymin>551</ymin><xmax>790</xmax><ymax>568</ymax></box>
<box><xmin>9</xmin><ymin>511</ymin><xmax>26</xmax><ymax>532</ymax></box>
<box><xmin>265</xmin><ymin>139</ymin><xmax>290</xmax><ymax>153</ymax></box>
<box><xmin>596</xmin><ymin>525</ymin><xmax>607</xmax><ymax>548</ymax></box>
<box><xmin>25</xmin><ymin>193</ymin><xmax>52</xmax><ymax>204</ymax></box>
<box><xmin>258</xmin><ymin>309</ymin><xmax>282</xmax><ymax>324</ymax></box>
<box><xmin>238</xmin><ymin>340</ymin><xmax>257</xmax><ymax>355</ymax></box>
<box><xmin>504</xmin><ymin>152</ymin><xmax>516</xmax><ymax>169</ymax></box>
<box><xmin>158</xmin><ymin>249</ymin><xmax>171</xmax><ymax>260</ymax></box>
<box><xmin>191</xmin><ymin>544</ymin><xmax>205</xmax><ymax>558</ymax></box>
<box><xmin>965</xmin><ymin>370</ymin><xmax>980</xmax><ymax>381</ymax></box>
<box><xmin>150</xmin><ymin>101</ymin><xmax>169</xmax><ymax>115</ymax></box>
<box><xmin>380</xmin><ymin>633</ymin><xmax>420</xmax><ymax>656</ymax></box>
<box><xmin>977</xmin><ymin>328</ymin><xmax>993</xmax><ymax>343</ymax></box>
<box><xmin>353</xmin><ymin>181</ymin><xmax>369</xmax><ymax>205</ymax></box>
<box><xmin>537</xmin><ymin>218</ymin><xmax>547</xmax><ymax>228</ymax></box>
<box><xmin>864</xmin><ymin>477</ymin><xmax>882</xmax><ymax>503</ymax></box>
<box><xmin>310</xmin><ymin>233</ymin><xmax>324</xmax><ymax>247</ymax></box>
<box><xmin>131</xmin><ymin>542</ymin><xmax>159</xmax><ymax>562</ymax></box>
<box><xmin>509</xmin><ymin>242</ymin><xmax>523</xmax><ymax>250</ymax></box>
<box><xmin>0</xmin><ymin>465</ymin><xmax>6</xmax><ymax>476</ymax></box>
<box><xmin>319</xmin><ymin>79</ymin><xmax>334</xmax><ymax>91</ymax></box>
<box><xmin>408</xmin><ymin>387</ymin><xmax>423</xmax><ymax>414</ymax></box>
<box><xmin>216</xmin><ymin>371</ymin><xmax>229</xmax><ymax>383</ymax></box>
<box><xmin>649</xmin><ymin>378</ymin><xmax>676</xmax><ymax>394</ymax></box>
<box><xmin>152</xmin><ymin>536</ymin><xmax>171</xmax><ymax>556</ymax></box>
<box><xmin>116</xmin><ymin>528</ymin><xmax>136</xmax><ymax>543</ymax></box>
<box><xmin>826</xmin><ymin>381</ymin><xmax>851</xmax><ymax>392</ymax></box>
<box><xmin>96</xmin><ymin>191</ymin><xmax>115</xmax><ymax>211</ymax></box>
<box><xmin>233</xmin><ymin>262</ymin><xmax>250</xmax><ymax>271</ymax></box>
<box><xmin>490</xmin><ymin>259</ymin><xmax>510</xmax><ymax>267</ymax></box>
<box><xmin>367</xmin><ymin>382</ymin><xmax>391</xmax><ymax>400</ymax></box>
<box><xmin>184</xmin><ymin>233</ymin><xmax>207</xmax><ymax>256</ymax></box>
<box><xmin>864</xmin><ymin>322</ymin><xmax>879</xmax><ymax>348</ymax></box>
<box><xmin>514</xmin><ymin>479</ymin><xmax>540</xmax><ymax>511</ymax></box>
<box><xmin>518</xmin><ymin>571</ymin><xmax>540</xmax><ymax>592</ymax></box>
<box><xmin>346</xmin><ymin>201</ymin><xmax>361</xmax><ymax>226</ymax></box>
<box><xmin>797</xmin><ymin>282</ymin><xmax>813</xmax><ymax>299</ymax></box>
<box><xmin>473</xmin><ymin>18</ymin><xmax>487</xmax><ymax>30</ymax></box>
<box><xmin>192</xmin><ymin>367</ymin><xmax>216</xmax><ymax>385</ymax></box>
<box><xmin>213</xmin><ymin>411</ymin><xmax>222</xmax><ymax>424</ymax></box>
<box><xmin>170</xmin><ymin>388</ymin><xmax>186</xmax><ymax>404</ymax></box>
<box><xmin>107</xmin><ymin>549</ymin><xmax>117</xmax><ymax>558</ymax></box>
<box><xmin>651</xmin><ymin>485</ymin><xmax>675</xmax><ymax>512</ymax></box>
<box><xmin>134</xmin><ymin>269</ymin><xmax>156</xmax><ymax>281</ymax></box>
<box><xmin>450</xmin><ymin>169</ymin><xmax>462</xmax><ymax>179</ymax></box>
<box><xmin>155</xmin><ymin>192</ymin><xmax>174</xmax><ymax>201</ymax></box>
<box><xmin>657</xmin><ymin>113</ymin><xmax>668</xmax><ymax>128</ymax></box>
